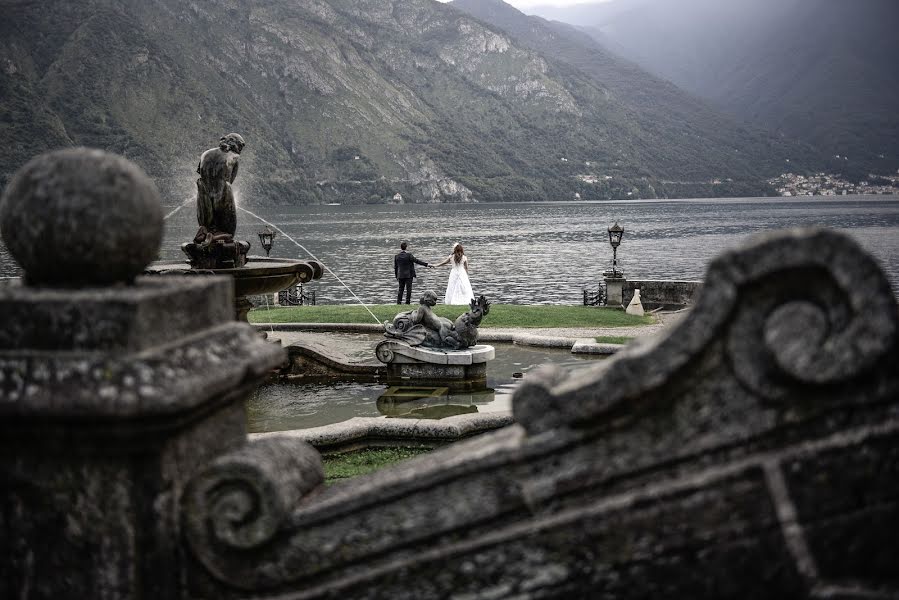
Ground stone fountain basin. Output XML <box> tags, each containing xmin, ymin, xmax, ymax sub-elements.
<box><xmin>146</xmin><ymin>256</ymin><xmax>323</xmax><ymax>297</ymax></box>
<box><xmin>230</xmin><ymin>257</ymin><xmax>322</xmax><ymax>297</ymax></box>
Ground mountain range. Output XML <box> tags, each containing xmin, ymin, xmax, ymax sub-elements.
<box><xmin>0</xmin><ymin>0</ymin><xmax>825</xmax><ymax>205</ymax></box>
<box><xmin>528</xmin><ymin>0</ymin><xmax>899</xmax><ymax>180</ymax></box>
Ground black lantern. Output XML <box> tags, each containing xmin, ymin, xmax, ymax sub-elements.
<box><xmin>257</xmin><ymin>227</ymin><xmax>277</xmax><ymax>257</ymax></box>
<box><xmin>607</xmin><ymin>222</ymin><xmax>624</xmax><ymax>276</ymax></box>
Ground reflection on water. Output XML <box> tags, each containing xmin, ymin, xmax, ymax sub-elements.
<box><xmin>377</xmin><ymin>393</ymin><xmax>481</xmax><ymax>419</ymax></box>
<box><xmin>376</xmin><ymin>385</ymin><xmax>493</xmax><ymax>419</ymax></box>
<box><xmin>247</xmin><ymin>342</ymin><xmax>599</xmax><ymax>432</ymax></box>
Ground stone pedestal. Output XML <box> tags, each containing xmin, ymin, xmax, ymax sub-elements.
<box><xmin>375</xmin><ymin>340</ymin><xmax>494</xmax><ymax>390</ymax></box>
<box><xmin>603</xmin><ymin>271</ymin><xmax>627</xmax><ymax>307</ymax></box>
<box><xmin>0</xmin><ymin>277</ymin><xmax>284</xmax><ymax>599</ymax></box>
<box><xmin>181</xmin><ymin>238</ymin><xmax>250</xmax><ymax>269</ymax></box>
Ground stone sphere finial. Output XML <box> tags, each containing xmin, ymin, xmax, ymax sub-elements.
<box><xmin>0</xmin><ymin>147</ymin><xmax>164</xmax><ymax>287</ymax></box>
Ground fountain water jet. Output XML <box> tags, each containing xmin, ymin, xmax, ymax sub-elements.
<box><xmin>237</xmin><ymin>206</ymin><xmax>381</xmax><ymax>325</ymax></box>
<box><xmin>162</xmin><ymin>197</ymin><xmax>194</xmax><ymax>221</ymax></box>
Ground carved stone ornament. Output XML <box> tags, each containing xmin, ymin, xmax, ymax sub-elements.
<box><xmin>384</xmin><ymin>291</ymin><xmax>491</xmax><ymax>350</ymax></box>
<box><xmin>178</xmin><ymin>228</ymin><xmax>899</xmax><ymax>599</ymax></box>
<box><xmin>0</xmin><ymin>147</ymin><xmax>163</xmax><ymax>286</ymax></box>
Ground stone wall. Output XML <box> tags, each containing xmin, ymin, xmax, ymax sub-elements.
<box><xmin>623</xmin><ymin>278</ymin><xmax>703</xmax><ymax>309</ymax></box>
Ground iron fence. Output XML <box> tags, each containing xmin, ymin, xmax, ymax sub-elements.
<box><xmin>583</xmin><ymin>282</ymin><xmax>607</xmax><ymax>306</ymax></box>
<box><xmin>278</xmin><ymin>283</ymin><xmax>316</xmax><ymax>306</ymax></box>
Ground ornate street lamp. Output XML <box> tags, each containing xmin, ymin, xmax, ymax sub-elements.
<box><xmin>257</xmin><ymin>227</ymin><xmax>277</xmax><ymax>257</ymax></box>
<box><xmin>607</xmin><ymin>221</ymin><xmax>624</xmax><ymax>277</ymax></box>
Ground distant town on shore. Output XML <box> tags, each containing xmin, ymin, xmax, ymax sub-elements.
<box><xmin>769</xmin><ymin>171</ymin><xmax>899</xmax><ymax>197</ymax></box>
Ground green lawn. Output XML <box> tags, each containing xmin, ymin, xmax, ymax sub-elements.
<box><xmin>250</xmin><ymin>304</ymin><xmax>654</xmax><ymax>328</ymax></box>
<box><xmin>323</xmin><ymin>447</ymin><xmax>432</xmax><ymax>483</ymax></box>
<box><xmin>595</xmin><ymin>335</ymin><xmax>635</xmax><ymax>345</ymax></box>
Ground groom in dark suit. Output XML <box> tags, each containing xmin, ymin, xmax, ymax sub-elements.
<box><xmin>394</xmin><ymin>241</ymin><xmax>431</xmax><ymax>304</ymax></box>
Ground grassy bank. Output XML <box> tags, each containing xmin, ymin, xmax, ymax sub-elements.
<box><xmin>250</xmin><ymin>304</ymin><xmax>654</xmax><ymax>328</ymax></box>
<box><xmin>595</xmin><ymin>335</ymin><xmax>635</xmax><ymax>344</ymax></box>
<box><xmin>323</xmin><ymin>447</ymin><xmax>432</xmax><ymax>483</ymax></box>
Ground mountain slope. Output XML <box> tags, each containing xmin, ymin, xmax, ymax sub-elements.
<box><xmin>528</xmin><ymin>0</ymin><xmax>899</xmax><ymax>174</ymax></box>
<box><xmin>1</xmin><ymin>0</ymin><xmax>822</xmax><ymax>204</ymax></box>
<box><xmin>451</xmin><ymin>0</ymin><xmax>820</xmax><ymax>196</ymax></box>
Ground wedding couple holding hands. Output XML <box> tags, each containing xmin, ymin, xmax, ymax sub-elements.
<box><xmin>394</xmin><ymin>241</ymin><xmax>474</xmax><ymax>305</ymax></box>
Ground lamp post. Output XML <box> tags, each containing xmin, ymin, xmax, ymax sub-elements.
<box><xmin>607</xmin><ymin>221</ymin><xmax>624</xmax><ymax>277</ymax></box>
<box><xmin>257</xmin><ymin>227</ymin><xmax>276</xmax><ymax>257</ymax></box>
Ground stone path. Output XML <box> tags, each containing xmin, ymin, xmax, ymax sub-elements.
<box><xmin>258</xmin><ymin>309</ymin><xmax>689</xmax><ymax>357</ymax></box>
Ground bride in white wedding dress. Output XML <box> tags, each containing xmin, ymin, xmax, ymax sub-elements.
<box><xmin>434</xmin><ymin>243</ymin><xmax>475</xmax><ymax>305</ymax></box>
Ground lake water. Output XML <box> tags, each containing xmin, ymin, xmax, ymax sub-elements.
<box><xmin>3</xmin><ymin>196</ymin><xmax>898</xmax><ymax>305</ymax></box>
<box><xmin>247</xmin><ymin>337</ymin><xmax>601</xmax><ymax>432</ymax></box>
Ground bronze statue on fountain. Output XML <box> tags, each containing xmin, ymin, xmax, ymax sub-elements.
<box><xmin>182</xmin><ymin>133</ymin><xmax>250</xmax><ymax>269</ymax></box>
<box><xmin>144</xmin><ymin>133</ymin><xmax>323</xmax><ymax>323</ymax></box>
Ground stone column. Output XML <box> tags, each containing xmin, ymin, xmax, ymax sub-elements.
<box><xmin>603</xmin><ymin>269</ymin><xmax>626</xmax><ymax>307</ymax></box>
<box><xmin>0</xmin><ymin>149</ymin><xmax>286</xmax><ymax>599</ymax></box>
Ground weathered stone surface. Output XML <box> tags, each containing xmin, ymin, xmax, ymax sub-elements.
<box><xmin>182</xmin><ymin>436</ymin><xmax>324</xmax><ymax>592</ymax></box>
<box><xmin>281</xmin><ymin>339</ymin><xmax>385</xmax><ymax>381</ymax></box>
<box><xmin>250</xmin><ymin>411</ymin><xmax>516</xmax><ymax>454</ymax></box>
<box><xmin>0</xmin><ymin>148</ymin><xmax>163</xmax><ymax>286</ymax></box>
<box><xmin>604</xmin><ymin>275</ymin><xmax>626</xmax><ymax>306</ymax></box>
<box><xmin>0</xmin><ymin>276</ymin><xmax>233</xmax><ymax>353</ymax></box>
<box><xmin>570</xmin><ymin>338</ymin><xmax>621</xmax><ymax>354</ymax></box>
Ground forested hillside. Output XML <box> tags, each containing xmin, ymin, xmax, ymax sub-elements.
<box><xmin>1</xmin><ymin>0</ymin><xmax>824</xmax><ymax>204</ymax></box>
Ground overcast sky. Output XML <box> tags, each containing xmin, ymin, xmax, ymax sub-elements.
<box><xmin>437</xmin><ymin>0</ymin><xmax>610</xmax><ymax>10</ymax></box>
<box><xmin>500</xmin><ymin>0</ymin><xmax>607</xmax><ymax>7</ymax></box>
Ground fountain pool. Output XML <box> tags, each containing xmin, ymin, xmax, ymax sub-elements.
<box><xmin>247</xmin><ymin>337</ymin><xmax>606</xmax><ymax>432</ymax></box>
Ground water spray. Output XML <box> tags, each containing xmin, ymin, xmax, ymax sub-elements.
<box><xmin>163</xmin><ymin>197</ymin><xmax>194</xmax><ymax>221</ymax></box>
<box><xmin>237</xmin><ymin>206</ymin><xmax>382</xmax><ymax>325</ymax></box>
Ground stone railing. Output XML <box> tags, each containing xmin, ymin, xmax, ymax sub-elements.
<box><xmin>2</xmin><ymin>149</ymin><xmax>898</xmax><ymax>599</ymax></box>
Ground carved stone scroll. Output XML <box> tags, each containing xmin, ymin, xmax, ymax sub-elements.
<box><xmin>182</xmin><ymin>436</ymin><xmax>324</xmax><ymax>591</ymax></box>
